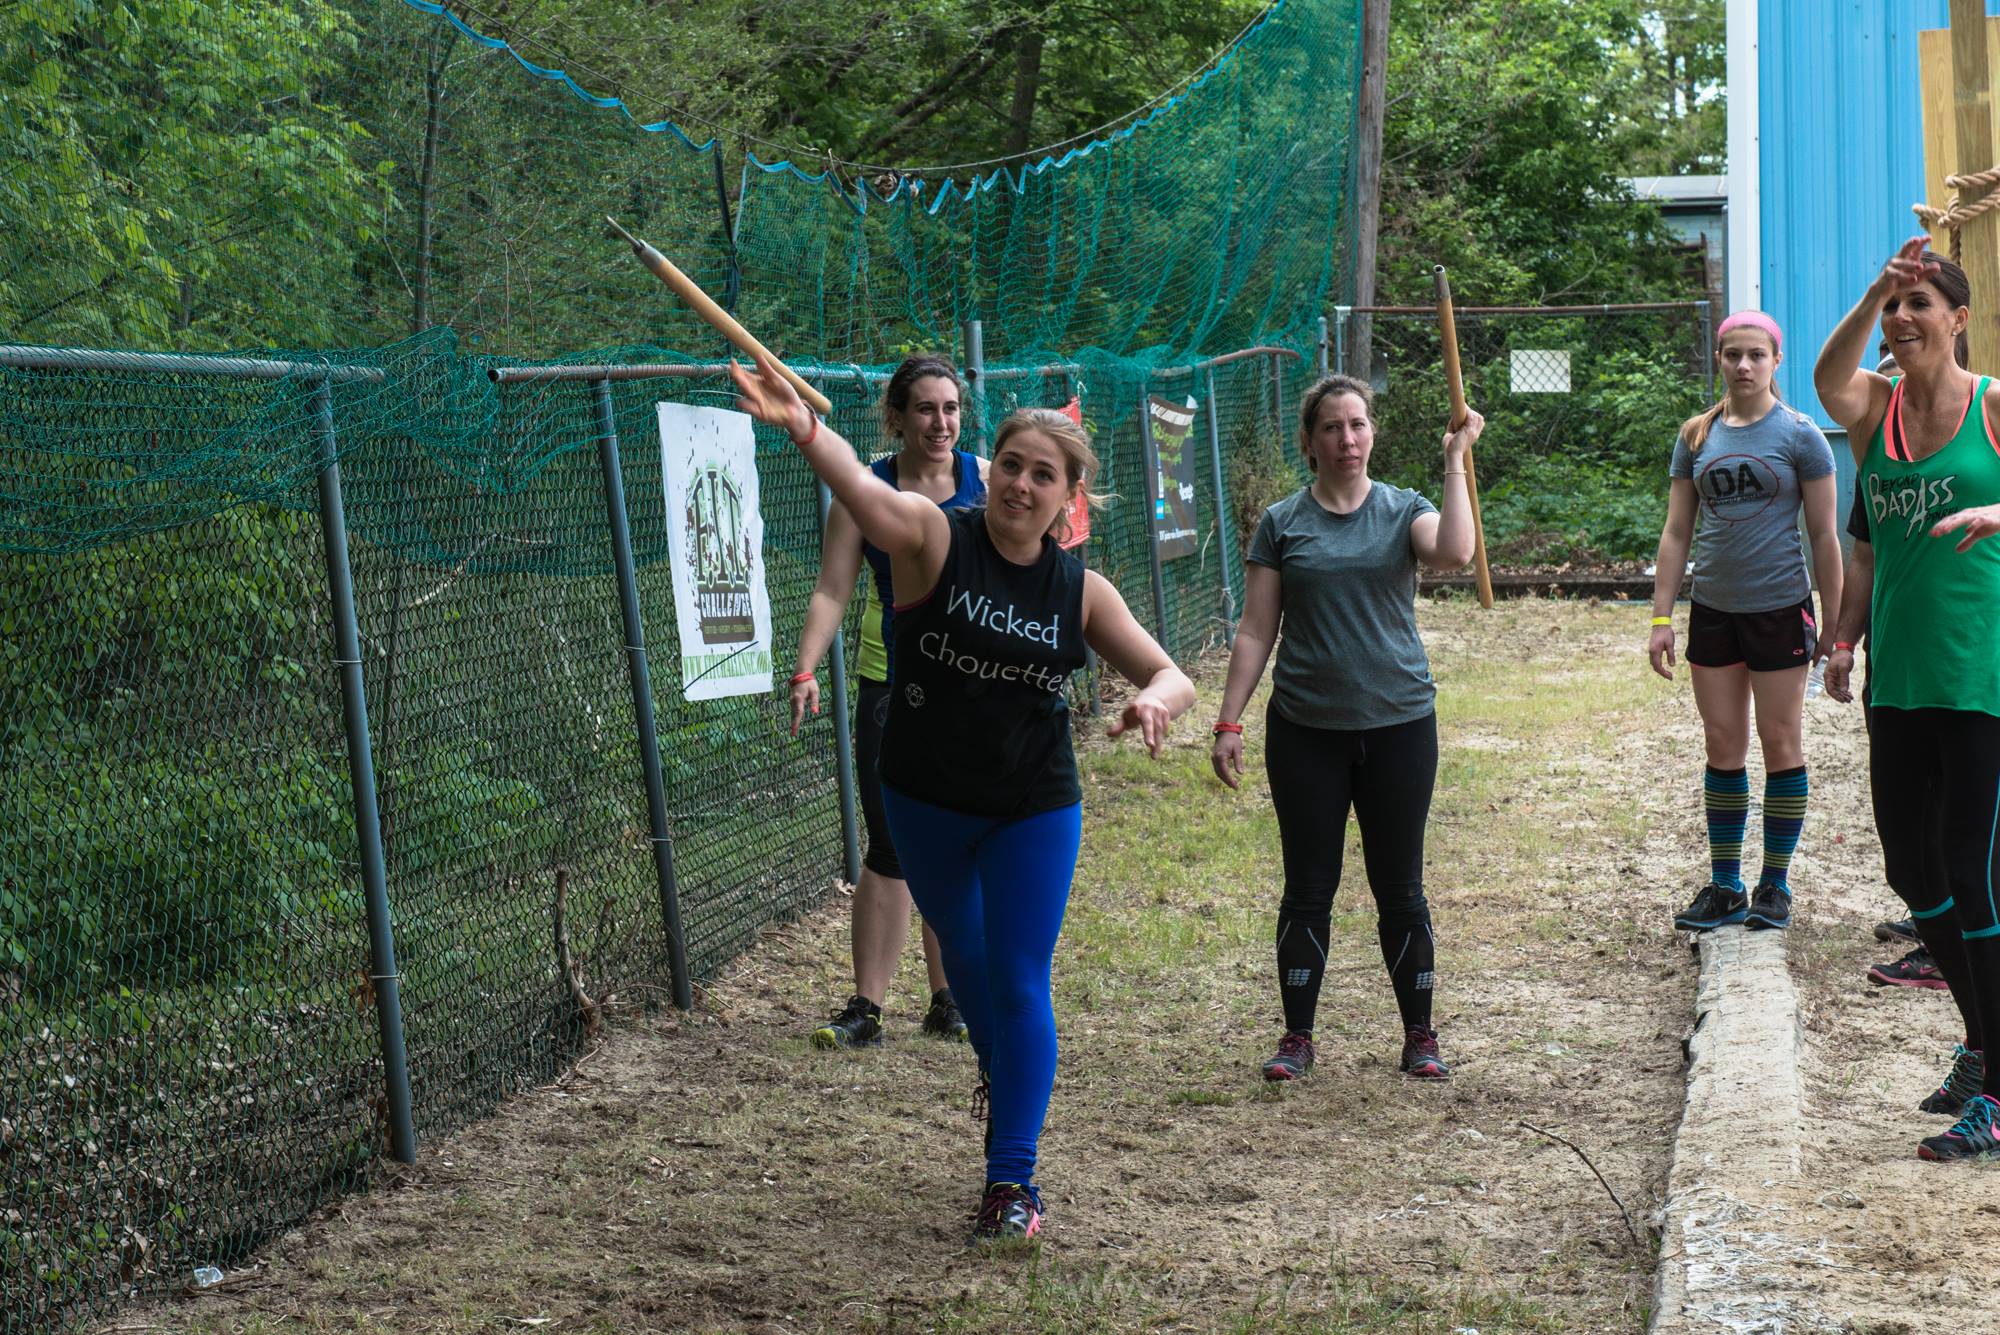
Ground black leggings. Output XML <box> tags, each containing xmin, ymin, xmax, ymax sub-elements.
<box><xmin>1870</xmin><ymin>705</ymin><xmax>2000</xmax><ymax>1074</ymax></box>
<box><xmin>855</xmin><ymin>682</ymin><xmax>902</xmax><ymax>879</ymax></box>
<box><xmin>1266</xmin><ymin>704</ymin><xmax>1439</xmax><ymax>1034</ymax></box>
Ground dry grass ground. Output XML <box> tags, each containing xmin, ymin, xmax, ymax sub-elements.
<box><xmin>112</xmin><ymin>597</ymin><xmax>1992</xmax><ymax>1335</ymax></box>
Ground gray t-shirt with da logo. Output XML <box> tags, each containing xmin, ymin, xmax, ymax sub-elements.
<box><xmin>1669</xmin><ymin>404</ymin><xmax>1834</xmax><ymax>613</ymax></box>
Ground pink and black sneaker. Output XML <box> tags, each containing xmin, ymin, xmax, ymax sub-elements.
<box><xmin>1400</xmin><ymin>1025</ymin><xmax>1450</xmax><ymax>1079</ymax></box>
<box><xmin>1867</xmin><ymin>947</ymin><xmax>1947</xmax><ymax>990</ymax></box>
<box><xmin>1918</xmin><ymin>1093</ymin><xmax>2000</xmax><ymax>1162</ymax></box>
<box><xmin>1261</xmin><ymin>1030</ymin><xmax>1316</xmax><ymax>1081</ymax></box>
<box><xmin>970</xmin><ymin>1181</ymin><xmax>1042</xmax><ymax>1244</ymax></box>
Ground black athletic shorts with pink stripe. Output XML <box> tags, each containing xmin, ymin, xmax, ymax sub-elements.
<box><xmin>1685</xmin><ymin>594</ymin><xmax>1818</xmax><ymax>672</ymax></box>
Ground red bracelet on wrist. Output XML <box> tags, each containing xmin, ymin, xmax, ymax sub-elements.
<box><xmin>791</xmin><ymin>416</ymin><xmax>819</xmax><ymax>448</ymax></box>
<box><xmin>789</xmin><ymin>670</ymin><xmax>816</xmax><ymax>685</ymax></box>
<box><xmin>1212</xmin><ymin>721</ymin><xmax>1243</xmax><ymax>735</ymax></box>
<box><xmin>1832</xmin><ymin>641</ymin><xmax>1855</xmax><ymax>653</ymax></box>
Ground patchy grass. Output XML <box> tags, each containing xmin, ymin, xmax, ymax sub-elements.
<box><xmin>135</xmin><ymin>599</ymin><xmax>1696</xmax><ymax>1334</ymax></box>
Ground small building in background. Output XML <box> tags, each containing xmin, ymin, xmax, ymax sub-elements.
<box><xmin>1625</xmin><ymin>173</ymin><xmax>1727</xmax><ymax>317</ymax></box>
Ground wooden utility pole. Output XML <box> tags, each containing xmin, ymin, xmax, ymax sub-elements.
<box><xmin>1348</xmin><ymin>0</ymin><xmax>1388</xmax><ymax>382</ymax></box>
<box><xmin>1950</xmin><ymin>0</ymin><xmax>2000</xmax><ymax>371</ymax></box>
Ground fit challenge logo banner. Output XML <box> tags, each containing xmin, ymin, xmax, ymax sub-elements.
<box><xmin>658</xmin><ymin>402</ymin><xmax>774</xmax><ymax>702</ymax></box>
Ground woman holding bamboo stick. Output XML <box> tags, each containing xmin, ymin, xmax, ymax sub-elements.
<box><xmin>1209</xmin><ymin>373</ymin><xmax>1481</xmax><ymax>1084</ymax></box>
<box><xmin>731</xmin><ymin>352</ymin><xmax>1195</xmax><ymax>1242</ymax></box>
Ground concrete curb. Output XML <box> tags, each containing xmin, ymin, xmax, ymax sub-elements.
<box><xmin>1648</xmin><ymin>926</ymin><xmax>1808</xmax><ymax>1334</ymax></box>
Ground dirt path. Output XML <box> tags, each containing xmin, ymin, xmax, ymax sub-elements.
<box><xmin>118</xmin><ymin>598</ymin><xmax>1993</xmax><ymax>1335</ymax></box>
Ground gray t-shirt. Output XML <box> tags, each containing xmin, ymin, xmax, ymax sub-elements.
<box><xmin>1247</xmin><ymin>483</ymin><xmax>1438</xmax><ymax>730</ymax></box>
<box><xmin>1669</xmin><ymin>404</ymin><xmax>1834</xmax><ymax>613</ymax></box>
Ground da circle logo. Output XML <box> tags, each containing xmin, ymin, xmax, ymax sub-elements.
<box><xmin>1697</xmin><ymin>453</ymin><xmax>1781</xmax><ymax>523</ymax></box>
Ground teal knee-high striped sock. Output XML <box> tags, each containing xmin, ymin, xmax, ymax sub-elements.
<box><xmin>1704</xmin><ymin>765</ymin><xmax>1750</xmax><ymax>892</ymax></box>
<box><xmin>1760</xmin><ymin>765</ymin><xmax>1809</xmax><ymax>893</ymax></box>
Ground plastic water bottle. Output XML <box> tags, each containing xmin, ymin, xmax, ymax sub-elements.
<box><xmin>192</xmin><ymin>1266</ymin><xmax>223</xmax><ymax>1288</ymax></box>
<box><xmin>1805</xmin><ymin>659</ymin><xmax>1825</xmax><ymax>700</ymax></box>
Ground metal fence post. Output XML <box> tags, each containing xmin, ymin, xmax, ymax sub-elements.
<box><xmin>1137</xmin><ymin>389</ymin><xmax>1171</xmax><ymax>648</ymax></box>
<box><xmin>1270</xmin><ymin>352</ymin><xmax>1285</xmax><ymax>429</ymax></box>
<box><xmin>1697</xmin><ymin>299</ymin><xmax>1714</xmax><ymax>395</ymax></box>
<box><xmin>309</xmin><ymin>378</ymin><xmax>417</xmax><ymax>1165</ymax></box>
<box><xmin>1333</xmin><ymin>306</ymin><xmax>1350</xmax><ymax>377</ymax></box>
<box><xmin>589</xmin><ymin>379</ymin><xmax>694</xmax><ymax>1011</ymax></box>
<box><xmin>962</xmin><ymin>318</ymin><xmax>987</xmax><ymax>456</ymax></box>
<box><xmin>817</xmin><ymin>479</ymin><xmax>862</xmax><ymax>883</ymax></box>
<box><xmin>1316</xmin><ymin>315</ymin><xmax>1330</xmax><ymax>377</ymax></box>
<box><xmin>1204</xmin><ymin>367</ymin><xmax>1235</xmax><ymax>644</ymax></box>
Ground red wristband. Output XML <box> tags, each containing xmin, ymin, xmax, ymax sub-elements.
<box><xmin>1212</xmin><ymin>721</ymin><xmax>1243</xmax><ymax>735</ymax></box>
<box><xmin>1832</xmin><ymin>641</ymin><xmax>1855</xmax><ymax>653</ymax></box>
<box><xmin>789</xmin><ymin>670</ymin><xmax>816</xmax><ymax>685</ymax></box>
<box><xmin>791</xmin><ymin>416</ymin><xmax>819</xmax><ymax>448</ymax></box>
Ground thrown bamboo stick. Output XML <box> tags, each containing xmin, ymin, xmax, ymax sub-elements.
<box><xmin>605</xmin><ymin>216</ymin><xmax>833</xmax><ymax>416</ymax></box>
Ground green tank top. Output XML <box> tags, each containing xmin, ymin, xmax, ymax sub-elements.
<box><xmin>1860</xmin><ymin>375</ymin><xmax>2000</xmax><ymax>716</ymax></box>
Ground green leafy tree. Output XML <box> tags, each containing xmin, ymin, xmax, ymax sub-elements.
<box><xmin>0</xmin><ymin>0</ymin><xmax>391</xmax><ymax>348</ymax></box>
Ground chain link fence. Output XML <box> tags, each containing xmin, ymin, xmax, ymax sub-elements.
<box><xmin>1</xmin><ymin>337</ymin><xmax>1311</xmax><ymax>1332</ymax></box>
<box><xmin>1334</xmin><ymin>302</ymin><xmax>1713</xmax><ymax>563</ymax></box>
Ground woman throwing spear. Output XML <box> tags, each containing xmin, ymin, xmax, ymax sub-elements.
<box><xmin>1815</xmin><ymin>238</ymin><xmax>2000</xmax><ymax>1161</ymax></box>
<box><xmin>730</xmin><ymin>353</ymin><xmax>1195</xmax><ymax>1240</ymax></box>
<box><xmin>1210</xmin><ymin>374</ymin><xmax>1481</xmax><ymax>1084</ymax></box>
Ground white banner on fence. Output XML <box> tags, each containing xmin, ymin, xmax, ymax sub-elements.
<box><xmin>657</xmin><ymin>402</ymin><xmax>774</xmax><ymax>701</ymax></box>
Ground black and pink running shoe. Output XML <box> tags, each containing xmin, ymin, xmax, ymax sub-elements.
<box><xmin>1918</xmin><ymin>1045</ymin><xmax>1986</xmax><ymax>1115</ymax></box>
<box><xmin>1918</xmin><ymin>1093</ymin><xmax>2000</xmax><ymax>1162</ymax></box>
<box><xmin>1400</xmin><ymin>1025</ymin><xmax>1451</xmax><ymax>1079</ymax></box>
<box><xmin>1261</xmin><ymin>1030</ymin><xmax>1316</xmax><ymax>1081</ymax></box>
<box><xmin>970</xmin><ymin>1181</ymin><xmax>1042</xmax><ymax>1244</ymax></box>
<box><xmin>1868</xmin><ymin>947</ymin><xmax>1947</xmax><ymax>991</ymax></box>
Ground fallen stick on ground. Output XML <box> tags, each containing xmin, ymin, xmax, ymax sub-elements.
<box><xmin>1521</xmin><ymin>1119</ymin><xmax>1644</xmax><ymax>1249</ymax></box>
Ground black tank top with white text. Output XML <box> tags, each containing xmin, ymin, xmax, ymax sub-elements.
<box><xmin>878</xmin><ymin>507</ymin><xmax>1088</xmax><ymax>818</ymax></box>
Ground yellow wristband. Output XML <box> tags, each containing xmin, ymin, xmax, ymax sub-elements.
<box><xmin>1650</xmin><ymin>616</ymin><xmax>1672</xmax><ymax>627</ymax></box>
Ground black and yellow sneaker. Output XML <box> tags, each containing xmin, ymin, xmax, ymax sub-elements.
<box><xmin>1918</xmin><ymin>1045</ymin><xmax>1986</xmax><ymax>1115</ymax></box>
<box><xmin>810</xmin><ymin>994</ymin><xmax>883</xmax><ymax>1049</ymax></box>
<box><xmin>1917</xmin><ymin>1093</ymin><xmax>2000</xmax><ymax>1162</ymax></box>
<box><xmin>922</xmin><ymin>987</ymin><xmax>970</xmax><ymax>1041</ymax></box>
<box><xmin>970</xmin><ymin>1181</ymin><xmax>1042</xmax><ymax>1244</ymax></box>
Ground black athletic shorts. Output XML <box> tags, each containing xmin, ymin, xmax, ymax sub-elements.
<box><xmin>854</xmin><ymin>681</ymin><xmax>901</xmax><ymax>879</ymax></box>
<box><xmin>1685</xmin><ymin>595</ymin><xmax>1818</xmax><ymax>672</ymax></box>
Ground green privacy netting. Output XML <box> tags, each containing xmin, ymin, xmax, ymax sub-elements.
<box><xmin>2</xmin><ymin>0</ymin><xmax>1358</xmax><ymax>557</ymax></box>
<box><xmin>0</xmin><ymin>1</ymin><xmax>1356</xmax><ymax>1328</ymax></box>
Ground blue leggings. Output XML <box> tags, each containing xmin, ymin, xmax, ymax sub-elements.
<box><xmin>880</xmin><ymin>786</ymin><xmax>1082</xmax><ymax>1188</ymax></box>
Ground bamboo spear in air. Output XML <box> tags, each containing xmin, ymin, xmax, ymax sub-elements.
<box><xmin>605</xmin><ymin>216</ymin><xmax>833</xmax><ymax>416</ymax></box>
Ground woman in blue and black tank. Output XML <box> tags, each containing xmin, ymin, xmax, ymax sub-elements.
<box><xmin>1210</xmin><ymin>374</ymin><xmax>1482</xmax><ymax>1086</ymax></box>
<box><xmin>788</xmin><ymin>356</ymin><xmax>986</xmax><ymax>1051</ymax></box>
<box><xmin>732</xmin><ymin>352</ymin><xmax>1195</xmax><ymax>1245</ymax></box>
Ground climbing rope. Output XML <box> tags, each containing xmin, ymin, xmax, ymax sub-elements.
<box><xmin>1911</xmin><ymin>165</ymin><xmax>2000</xmax><ymax>260</ymax></box>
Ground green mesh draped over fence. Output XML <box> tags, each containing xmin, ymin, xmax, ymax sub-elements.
<box><xmin>1</xmin><ymin>0</ymin><xmax>1357</xmax><ymax>1328</ymax></box>
<box><xmin>2</xmin><ymin>0</ymin><xmax>1358</xmax><ymax>559</ymax></box>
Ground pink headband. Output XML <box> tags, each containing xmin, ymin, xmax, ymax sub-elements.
<box><xmin>1716</xmin><ymin>310</ymin><xmax>1782</xmax><ymax>355</ymax></box>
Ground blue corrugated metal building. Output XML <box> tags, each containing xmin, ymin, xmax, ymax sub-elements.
<box><xmin>1736</xmin><ymin>0</ymin><xmax>2000</xmax><ymax>512</ymax></box>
